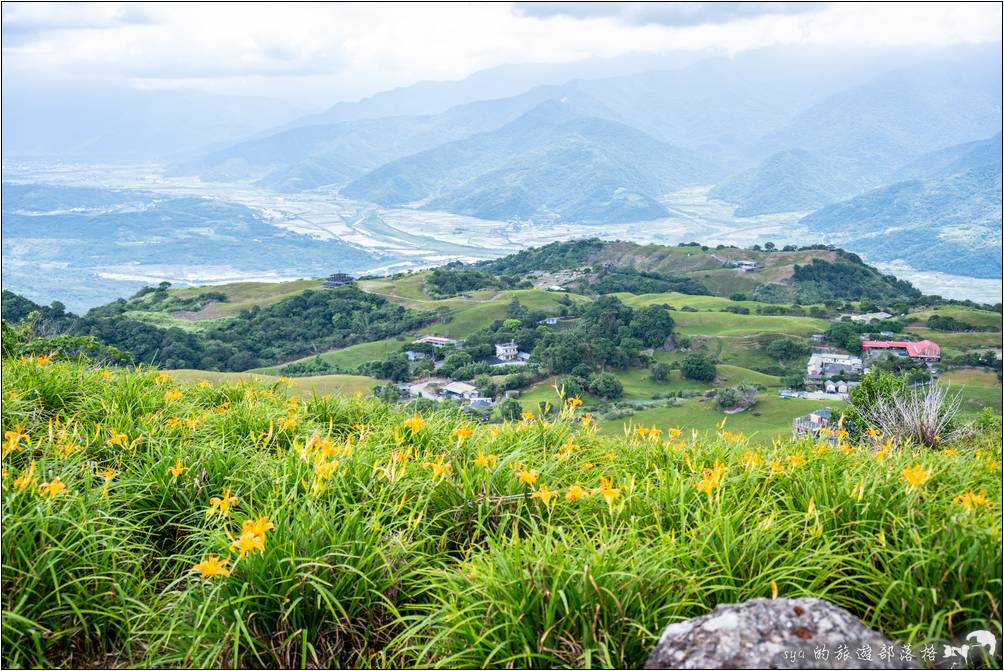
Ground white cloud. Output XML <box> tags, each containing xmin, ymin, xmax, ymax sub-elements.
<box><xmin>2</xmin><ymin>2</ymin><xmax>1000</xmax><ymax>109</ymax></box>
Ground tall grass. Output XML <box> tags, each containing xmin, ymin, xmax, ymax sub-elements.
<box><xmin>2</xmin><ymin>357</ymin><xmax>1001</xmax><ymax>668</ymax></box>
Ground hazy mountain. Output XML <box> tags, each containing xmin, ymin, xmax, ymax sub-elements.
<box><xmin>758</xmin><ymin>54</ymin><xmax>1002</xmax><ymax>187</ymax></box>
<box><xmin>342</xmin><ymin>100</ymin><xmax>721</xmax><ymax>223</ymax></box>
<box><xmin>1</xmin><ymin>84</ymin><xmax>304</xmax><ymax>161</ymax></box>
<box><xmin>893</xmin><ymin>133</ymin><xmax>1004</xmax><ymax>182</ymax></box>
<box><xmin>708</xmin><ymin>150</ymin><xmax>860</xmax><ymax>215</ymax></box>
<box><xmin>179</xmin><ymin>87</ymin><xmax>618</xmax><ymax>190</ymax></box>
<box><xmin>800</xmin><ymin>135</ymin><xmax>1003</xmax><ymax>279</ymax></box>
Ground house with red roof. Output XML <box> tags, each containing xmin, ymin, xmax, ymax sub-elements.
<box><xmin>861</xmin><ymin>339</ymin><xmax>941</xmax><ymax>361</ymax></box>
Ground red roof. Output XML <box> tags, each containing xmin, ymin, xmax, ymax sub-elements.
<box><xmin>861</xmin><ymin>339</ymin><xmax>940</xmax><ymax>358</ymax></box>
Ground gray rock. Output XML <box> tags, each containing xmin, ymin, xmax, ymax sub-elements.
<box><xmin>644</xmin><ymin>597</ymin><xmax>917</xmax><ymax>669</ymax></box>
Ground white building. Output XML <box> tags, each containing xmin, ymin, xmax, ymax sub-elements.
<box><xmin>495</xmin><ymin>341</ymin><xmax>520</xmax><ymax>361</ymax></box>
<box><xmin>806</xmin><ymin>352</ymin><xmax>862</xmax><ymax>379</ymax></box>
<box><xmin>442</xmin><ymin>381</ymin><xmax>478</xmax><ymax>401</ymax></box>
<box><xmin>546</xmin><ymin>285</ymin><xmax>567</xmax><ymax>292</ymax></box>
<box><xmin>841</xmin><ymin>312</ymin><xmax>893</xmax><ymax>323</ymax></box>
<box><xmin>537</xmin><ymin>316</ymin><xmax>560</xmax><ymax>325</ymax></box>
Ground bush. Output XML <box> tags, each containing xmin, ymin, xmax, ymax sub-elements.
<box><xmin>715</xmin><ymin>385</ymin><xmax>759</xmax><ymax>412</ymax></box>
<box><xmin>681</xmin><ymin>353</ymin><xmax>716</xmax><ymax>382</ymax></box>
<box><xmin>587</xmin><ymin>372</ymin><xmax>624</xmax><ymax>400</ymax></box>
<box><xmin>766</xmin><ymin>338</ymin><xmax>809</xmax><ymax>361</ymax></box>
<box><xmin>649</xmin><ymin>362</ymin><xmax>671</xmax><ymax>383</ymax></box>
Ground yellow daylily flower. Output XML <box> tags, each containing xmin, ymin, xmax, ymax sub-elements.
<box><xmin>191</xmin><ymin>555</ymin><xmax>230</xmax><ymax>578</ymax></box>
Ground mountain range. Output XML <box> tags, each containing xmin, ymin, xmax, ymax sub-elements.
<box><xmin>4</xmin><ymin>45</ymin><xmax>1002</xmax><ymax>282</ymax></box>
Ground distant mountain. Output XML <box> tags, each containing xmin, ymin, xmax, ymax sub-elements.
<box><xmin>708</xmin><ymin>150</ymin><xmax>860</xmax><ymax>216</ymax></box>
<box><xmin>800</xmin><ymin>135</ymin><xmax>1003</xmax><ymax>280</ymax></box>
<box><xmin>342</xmin><ymin>101</ymin><xmax>722</xmax><ymax>223</ymax></box>
<box><xmin>758</xmin><ymin>55</ymin><xmax>1002</xmax><ymax>188</ymax></box>
<box><xmin>1</xmin><ymin>84</ymin><xmax>303</xmax><ymax>161</ymax></box>
<box><xmin>177</xmin><ymin>87</ymin><xmax>617</xmax><ymax>190</ymax></box>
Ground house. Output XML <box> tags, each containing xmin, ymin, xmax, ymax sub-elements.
<box><xmin>467</xmin><ymin>396</ymin><xmax>493</xmax><ymax>409</ymax></box>
<box><xmin>810</xmin><ymin>334</ymin><xmax>826</xmax><ymax>345</ymax></box>
<box><xmin>404</xmin><ymin>350</ymin><xmax>426</xmax><ymax>361</ymax></box>
<box><xmin>793</xmin><ymin>407</ymin><xmax>836</xmax><ymax>441</ymax></box>
<box><xmin>414</xmin><ymin>335</ymin><xmax>458</xmax><ymax>348</ymax></box>
<box><xmin>495</xmin><ymin>341</ymin><xmax>520</xmax><ymax>361</ymax></box>
<box><xmin>546</xmin><ymin>285</ymin><xmax>567</xmax><ymax>292</ymax></box>
<box><xmin>441</xmin><ymin>381</ymin><xmax>478</xmax><ymax>401</ymax></box>
<box><xmin>861</xmin><ymin>339</ymin><xmax>941</xmax><ymax>361</ymax></box>
<box><xmin>323</xmin><ymin>272</ymin><xmax>355</xmax><ymax>288</ymax></box>
<box><xmin>806</xmin><ymin>352</ymin><xmax>863</xmax><ymax>379</ymax></box>
<box><xmin>843</xmin><ymin>311</ymin><xmax>893</xmax><ymax>323</ymax></box>
<box><xmin>537</xmin><ymin>316</ymin><xmax>560</xmax><ymax>326</ymax></box>
<box><xmin>732</xmin><ymin>260</ymin><xmax>760</xmax><ymax>272</ymax></box>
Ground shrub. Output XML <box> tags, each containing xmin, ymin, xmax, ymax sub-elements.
<box><xmin>715</xmin><ymin>385</ymin><xmax>759</xmax><ymax>412</ymax></box>
<box><xmin>681</xmin><ymin>353</ymin><xmax>716</xmax><ymax>382</ymax></box>
<box><xmin>587</xmin><ymin>372</ymin><xmax>624</xmax><ymax>400</ymax></box>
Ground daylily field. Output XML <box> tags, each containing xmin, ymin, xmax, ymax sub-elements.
<box><xmin>2</xmin><ymin>353</ymin><xmax>1002</xmax><ymax>668</ymax></box>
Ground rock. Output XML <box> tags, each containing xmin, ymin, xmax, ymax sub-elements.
<box><xmin>644</xmin><ymin>597</ymin><xmax>916</xmax><ymax>669</ymax></box>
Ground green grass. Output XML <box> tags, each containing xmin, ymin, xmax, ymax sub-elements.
<box><xmin>255</xmin><ymin>336</ymin><xmax>415</xmax><ymax>374</ymax></box>
<box><xmin>670</xmin><ymin>311</ymin><xmax>828</xmax><ymax>337</ymax></box>
<box><xmin>941</xmin><ymin>369</ymin><xmax>1004</xmax><ymax>415</ymax></box>
<box><xmin>596</xmin><ymin>395</ymin><xmax>847</xmax><ymax>438</ymax></box>
<box><xmin>171</xmin><ymin>279</ymin><xmax>325</xmax><ymax>319</ymax></box>
<box><xmin>3</xmin><ymin>355</ymin><xmax>1000</xmax><ymax>668</ymax></box>
<box><xmin>169</xmin><ymin>369</ymin><xmax>381</xmax><ymax>397</ymax></box>
<box><xmin>909</xmin><ymin>307</ymin><xmax>1003</xmax><ymax>329</ymax></box>
<box><xmin>904</xmin><ymin>327</ymin><xmax>1002</xmax><ymax>353</ymax></box>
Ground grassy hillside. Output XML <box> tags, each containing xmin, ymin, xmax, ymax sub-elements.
<box><xmin>169</xmin><ymin>369</ymin><xmax>381</xmax><ymax>397</ymax></box>
<box><xmin>3</xmin><ymin>355</ymin><xmax>1001</xmax><ymax>668</ymax></box>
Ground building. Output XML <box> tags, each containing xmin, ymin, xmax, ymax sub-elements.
<box><xmin>495</xmin><ymin>341</ymin><xmax>520</xmax><ymax>361</ymax></box>
<box><xmin>537</xmin><ymin>316</ymin><xmax>560</xmax><ymax>325</ymax></box>
<box><xmin>413</xmin><ymin>335</ymin><xmax>458</xmax><ymax>348</ymax></box>
<box><xmin>810</xmin><ymin>334</ymin><xmax>826</xmax><ymax>345</ymax></box>
<box><xmin>793</xmin><ymin>407</ymin><xmax>836</xmax><ymax>441</ymax></box>
<box><xmin>467</xmin><ymin>396</ymin><xmax>494</xmax><ymax>409</ymax></box>
<box><xmin>806</xmin><ymin>352</ymin><xmax>863</xmax><ymax>379</ymax></box>
<box><xmin>861</xmin><ymin>339</ymin><xmax>941</xmax><ymax>361</ymax></box>
<box><xmin>323</xmin><ymin>273</ymin><xmax>354</xmax><ymax>288</ymax></box>
<box><xmin>546</xmin><ymin>285</ymin><xmax>567</xmax><ymax>292</ymax></box>
<box><xmin>842</xmin><ymin>311</ymin><xmax>893</xmax><ymax>323</ymax></box>
<box><xmin>404</xmin><ymin>350</ymin><xmax>426</xmax><ymax>361</ymax></box>
<box><xmin>733</xmin><ymin>260</ymin><xmax>760</xmax><ymax>272</ymax></box>
<box><xmin>442</xmin><ymin>381</ymin><xmax>478</xmax><ymax>401</ymax></box>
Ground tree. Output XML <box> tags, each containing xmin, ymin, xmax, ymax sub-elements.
<box><xmin>766</xmin><ymin>338</ymin><xmax>809</xmax><ymax>361</ymax></box>
<box><xmin>825</xmin><ymin>321</ymin><xmax>862</xmax><ymax>353</ymax></box>
<box><xmin>628</xmin><ymin>306</ymin><xmax>675</xmax><ymax>348</ymax></box>
<box><xmin>498</xmin><ymin>398</ymin><xmax>523</xmax><ymax>421</ymax></box>
<box><xmin>649</xmin><ymin>362</ymin><xmax>671</xmax><ymax>382</ymax></box>
<box><xmin>587</xmin><ymin>372</ymin><xmax>624</xmax><ymax>399</ymax></box>
<box><xmin>681</xmin><ymin>353</ymin><xmax>716</xmax><ymax>382</ymax></box>
<box><xmin>556</xmin><ymin>375</ymin><xmax>585</xmax><ymax>399</ymax></box>
<box><xmin>716</xmin><ymin>385</ymin><xmax>759</xmax><ymax>411</ymax></box>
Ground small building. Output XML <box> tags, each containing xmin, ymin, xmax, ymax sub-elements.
<box><xmin>442</xmin><ymin>381</ymin><xmax>478</xmax><ymax>401</ymax></box>
<box><xmin>733</xmin><ymin>260</ymin><xmax>760</xmax><ymax>272</ymax></box>
<box><xmin>793</xmin><ymin>407</ymin><xmax>836</xmax><ymax>442</ymax></box>
<box><xmin>537</xmin><ymin>316</ymin><xmax>560</xmax><ymax>326</ymax></box>
<box><xmin>806</xmin><ymin>352</ymin><xmax>863</xmax><ymax>379</ymax></box>
<box><xmin>546</xmin><ymin>285</ymin><xmax>567</xmax><ymax>292</ymax></box>
<box><xmin>861</xmin><ymin>339</ymin><xmax>940</xmax><ymax>361</ymax></box>
<box><xmin>414</xmin><ymin>335</ymin><xmax>458</xmax><ymax>348</ymax></box>
<box><xmin>468</xmin><ymin>396</ymin><xmax>494</xmax><ymax>409</ymax></box>
<box><xmin>844</xmin><ymin>311</ymin><xmax>893</xmax><ymax>323</ymax></box>
<box><xmin>495</xmin><ymin>341</ymin><xmax>520</xmax><ymax>362</ymax></box>
<box><xmin>323</xmin><ymin>272</ymin><xmax>355</xmax><ymax>288</ymax></box>
<box><xmin>404</xmin><ymin>350</ymin><xmax>426</xmax><ymax>361</ymax></box>
<box><xmin>810</xmin><ymin>334</ymin><xmax>826</xmax><ymax>345</ymax></box>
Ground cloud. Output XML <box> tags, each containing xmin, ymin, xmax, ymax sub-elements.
<box><xmin>1</xmin><ymin>2</ymin><xmax>1000</xmax><ymax>110</ymax></box>
<box><xmin>512</xmin><ymin>2</ymin><xmax>827</xmax><ymax>27</ymax></box>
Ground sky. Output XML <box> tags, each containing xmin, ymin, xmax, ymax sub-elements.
<box><xmin>2</xmin><ymin>2</ymin><xmax>1001</xmax><ymax>110</ymax></box>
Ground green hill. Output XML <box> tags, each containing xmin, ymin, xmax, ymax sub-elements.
<box><xmin>709</xmin><ymin>149</ymin><xmax>859</xmax><ymax>215</ymax></box>
<box><xmin>342</xmin><ymin>101</ymin><xmax>720</xmax><ymax>224</ymax></box>
<box><xmin>800</xmin><ymin>135</ymin><xmax>1003</xmax><ymax>280</ymax></box>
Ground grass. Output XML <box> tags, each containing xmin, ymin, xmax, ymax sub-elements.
<box><xmin>171</xmin><ymin>279</ymin><xmax>326</xmax><ymax>319</ymax></box>
<box><xmin>909</xmin><ymin>307</ymin><xmax>1003</xmax><ymax>329</ymax></box>
<box><xmin>596</xmin><ymin>395</ymin><xmax>848</xmax><ymax>438</ymax></box>
<box><xmin>169</xmin><ymin>369</ymin><xmax>381</xmax><ymax>397</ymax></box>
<box><xmin>2</xmin><ymin>355</ymin><xmax>1002</xmax><ymax>668</ymax></box>
<box><xmin>669</xmin><ymin>311</ymin><xmax>828</xmax><ymax>337</ymax></box>
<box><xmin>255</xmin><ymin>337</ymin><xmax>414</xmax><ymax>374</ymax></box>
